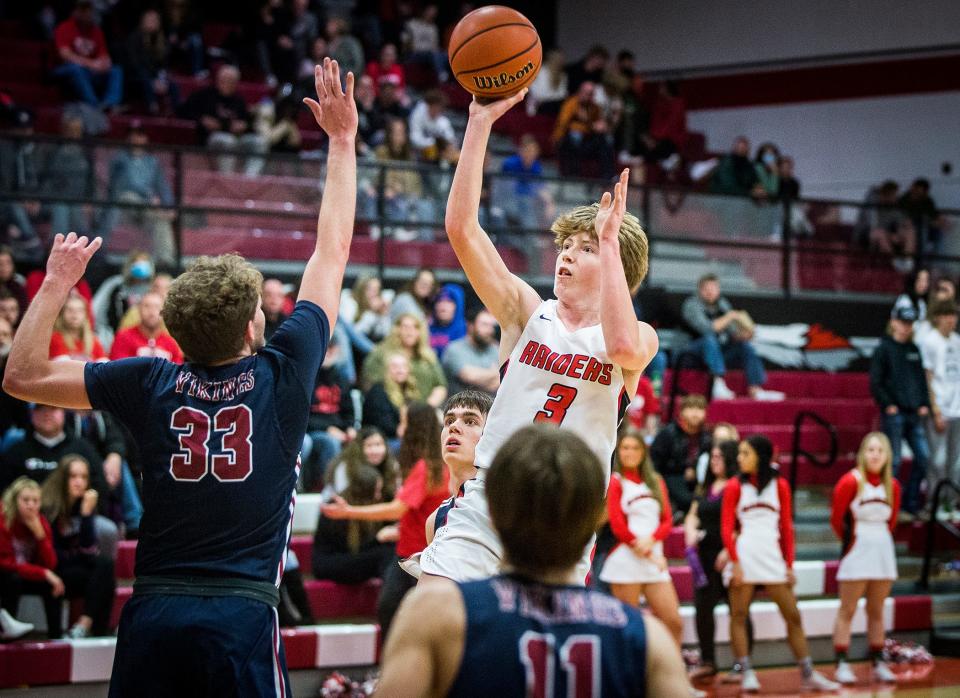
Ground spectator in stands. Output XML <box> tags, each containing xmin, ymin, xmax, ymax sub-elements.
<box><xmin>326</xmin><ymin>17</ymin><xmax>365</xmax><ymax>82</ymax></box>
<box><xmin>106</xmin><ymin>251</ymin><xmax>154</xmax><ymax>331</ymax></box>
<box><xmin>778</xmin><ymin>155</ymin><xmax>801</xmax><ymax>201</ymax></box>
<box><xmin>552</xmin><ymin>81</ymin><xmax>615</xmax><ymax>179</ymax></box>
<box><xmin>323</xmin><ymin>427</ymin><xmax>399</xmax><ymax>501</ymax></box>
<box><xmin>0</xmin><ymin>290</ymin><xmax>19</xmax><ymax>331</ymax></box>
<box><xmin>288</xmin><ymin>0</ymin><xmax>319</xmax><ymax>81</ymax></box>
<box><xmin>528</xmin><ymin>48</ymin><xmax>568</xmax><ymax>116</ymax></box>
<box><xmin>870</xmin><ymin>304</ymin><xmax>931</xmax><ymax>516</ymax></box>
<box><xmin>682</xmin><ymin>273</ymin><xmax>783</xmax><ymax>401</ymax></box>
<box><xmin>391</xmin><ymin>267</ymin><xmax>437</xmax><ymax>322</ymax></box>
<box><xmin>914</xmin><ymin>274</ymin><xmax>955</xmax><ymax>346</ymax></box>
<box><xmin>900</xmin><ymin>178</ymin><xmax>946</xmax><ymax>253</ymax></box>
<box><xmin>894</xmin><ymin>268</ymin><xmax>931</xmax><ymax>324</ymax></box>
<box><xmin>312</xmin><ymin>463</ymin><xmax>393</xmax><ymax>582</ymax></box>
<box><xmin>0</xmin><ymin>109</ymin><xmax>44</xmax><ymax>264</ymax></box>
<box><xmin>650</xmin><ymin>394</ymin><xmax>711</xmax><ymax>519</ymax></box>
<box><xmin>303</xmin><ymin>342</ymin><xmax>356</xmax><ymax>492</ymax></box>
<box><xmin>342</xmin><ymin>274</ymin><xmax>391</xmax><ymax>344</ymax></box>
<box><xmin>296</xmin><ymin>35</ymin><xmax>328</xmax><ymax>97</ymax></box>
<box><xmin>710</xmin><ymin>136</ymin><xmax>763</xmax><ymax>197</ymax></box>
<box><xmin>42</xmin><ymin>114</ymin><xmax>93</xmax><ymax>237</ymax></box>
<box><xmin>566</xmin><ymin>45</ymin><xmax>609</xmax><ymax>94</ymax></box>
<box><xmin>161</xmin><ymin>0</ymin><xmax>205</xmax><ymax>77</ymax></box>
<box><xmin>376</xmin><ymin>75</ymin><xmax>411</xmax><ymax>123</ymax></box>
<box><xmin>254</xmin><ymin>0</ymin><xmax>296</xmax><ymax>88</ymax></box>
<box><xmin>324</xmin><ymin>401</ymin><xmax>449</xmax><ymax>638</ymax></box>
<box><xmin>354</xmin><ymin>75</ymin><xmax>386</xmax><ymax>150</ymax></box>
<box><xmin>124</xmin><ymin>9</ymin><xmax>178</xmax><ymax>115</ymax></box>
<box><xmin>603</xmin><ymin>49</ymin><xmax>635</xmax><ymax>100</ymax></box>
<box><xmin>40</xmin><ymin>455</ymin><xmax>115</xmax><ymax>638</ymax></box>
<box><xmin>442</xmin><ymin>308</ymin><xmax>500</xmax><ymax>396</ymax></box>
<box><xmin>0</xmin><ymin>477</ymin><xmax>62</xmax><ymax>639</ymax></box>
<box><xmin>402</xmin><ymin>4</ymin><xmax>446</xmax><ymax>80</ymax></box>
<box><xmin>261</xmin><ymin>278</ymin><xmax>289</xmax><ymax>340</ymax></box>
<box><xmin>363</xmin><ymin>353</ymin><xmax>420</xmax><ymax>441</ymax></box>
<box><xmin>696</xmin><ymin>422</ymin><xmax>740</xmax><ymax>485</ymax></box>
<box><xmin>625</xmin><ymin>375</ymin><xmax>661</xmax><ymax>443</ymax></box>
<box><xmin>429</xmin><ymin>285</ymin><xmax>466</xmax><ymax>358</ymax></box>
<box><xmin>50</xmin><ymin>295</ymin><xmax>106</xmax><ymax>362</ymax></box>
<box><xmin>53</xmin><ymin>0</ymin><xmax>123</xmax><ymax>110</ymax></box>
<box><xmin>364</xmin><ymin>314</ymin><xmax>447</xmax><ymax>406</ymax></box>
<box><xmin>109</xmin><ymin>291</ymin><xmax>182</xmax><ymax>363</ymax></box>
<box><xmin>497</xmin><ymin>134</ymin><xmax>554</xmax><ymax>230</ymax></box>
<box><xmin>919</xmin><ymin>300</ymin><xmax>960</xmax><ymax>499</ymax></box>
<box><xmin>408</xmin><ymin>89</ymin><xmax>458</xmax><ymax>162</ymax></box>
<box><xmin>180</xmin><ymin>64</ymin><xmax>269</xmax><ymax>176</ymax></box>
<box><xmin>97</xmin><ymin>123</ymin><xmax>176</xmax><ymax>267</ymax></box>
<box><xmin>753</xmin><ymin>142</ymin><xmax>781</xmax><ymax>197</ymax></box>
<box><xmin>0</xmin><ymin>315</ymin><xmax>29</xmax><ymax>440</ymax></box>
<box><xmin>0</xmin><ymin>247</ymin><xmax>26</xmax><ymax>316</ymax></box>
<box><xmin>646</xmin><ymin>80</ymin><xmax>687</xmax><ymax>169</ymax></box>
<box><xmin>371</xmin><ymin>118</ymin><xmax>436</xmax><ymax>242</ymax></box>
<box><xmin>256</xmin><ymin>93</ymin><xmax>303</xmax><ymax>155</ymax></box>
<box><xmin>366</xmin><ymin>43</ymin><xmax>406</xmax><ymax>96</ymax></box>
<box><xmin>856</xmin><ymin>180</ymin><xmax>916</xmax><ymax>268</ymax></box>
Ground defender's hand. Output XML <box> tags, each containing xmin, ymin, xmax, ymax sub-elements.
<box><xmin>45</xmin><ymin>232</ymin><xmax>102</xmax><ymax>292</ymax></box>
<box><xmin>303</xmin><ymin>58</ymin><xmax>358</xmax><ymax>142</ymax></box>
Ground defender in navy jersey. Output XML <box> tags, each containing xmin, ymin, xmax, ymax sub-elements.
<box><xmin>379</xmin><ymin>427</ymin><xmax>688</xmax><ymax>697</ymax></box>
<box><xmin>4</xmin><ymin>58</ymin><xmax>359</xmax><ymax>697</ymax></box>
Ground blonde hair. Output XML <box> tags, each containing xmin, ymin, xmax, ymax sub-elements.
<box><xmin>855</xmin><ymin>431</ymin><xmax>894</xmax><ymax>504</ymax></box>
<box><xmin>615</xmin><ymin>429</ymin><xmax>664</xmax><ymax>508</ymax></box>
<box><xmin>381</xmin><ymin>313</ymin><xmax>438</xmax><ymax>364</ymax></box>
<box><xmin>550</xmin><ymin>204</ymin><xmax>649</xmax><ymax>291</ymax></box>
<box><xmin>54</xmin><ymin>294</ymin><xmax>96</xmax><ymax>357</ymax></box>
<box><xmin>384</xmin><ymin>352</ymin><xmax>420</xmax><ymax>408</ymax></box>
<box><xmin>2</xmin><ymin>477</ymin><xmax>41</xmax><ymax>530</ymax></box>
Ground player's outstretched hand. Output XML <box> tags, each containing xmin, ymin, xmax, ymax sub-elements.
<box><xmin>468</xmin><ymin>88</ymin><xmax>527</xmax><ymax>126</ymax></box>
<box><xmin>595</xmin><ymin>168</ymin><xmax>629</xmax><ymax>244</ymax></box>
<box><xmin>45</xmin><ymin>232</ymin><xmax>102</xmax><ymax>290</ymax></box>
<box><xmin>302</xmin><ymin>57</ymin><xmax>358</xmax><ymax>141</ymax></box>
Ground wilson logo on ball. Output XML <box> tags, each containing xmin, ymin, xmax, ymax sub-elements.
<box><xmin>472</xmin><ymin>61</ymin><xmax>536</xmax><ymax>91</ymax></box>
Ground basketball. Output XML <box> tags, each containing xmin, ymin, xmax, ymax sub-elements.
<box><xmin>448</xmin><ymin>5</ymin><xmax>542</xmax><ymax>100</ymax></box>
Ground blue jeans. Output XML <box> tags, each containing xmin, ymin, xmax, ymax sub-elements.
<box><xmin>882</xmin><ymin>411</ymin><xmax>930</xmax><ymax>514</ymax></box>
<box><xmin>121</xmin><ymin>462</ymin><xmax>143</xmax><ymax>532</ymax></box>
<box><xmin>53</xmin><ymin>63</ymin><xmax>123</xmax><ymax>107</ymax></box>
<box><xmin>687</xmin><ymin>334</ymin><xmax>766</xmax><ymax>388</ymax></box>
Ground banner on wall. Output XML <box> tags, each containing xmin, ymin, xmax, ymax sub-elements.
<box><xmin>753</xmin><ymin>323</ymin><xmax>879</xmax><ymax>371</ymax></box>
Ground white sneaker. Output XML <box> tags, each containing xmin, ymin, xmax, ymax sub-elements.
<box><xmin>688</xmin><ymin>686</ymin><xmax>707</xmax><ymax>698</ymax></box>
<box><xmin>712</xmin><ymin>377</ymin><xmax>737</xmax><ymax>400</ymax></box>
<box><xmin>741</xmin><ymin>669</ymin><xmax>760</xmax><ymax>692</ymax></box>
<box><xmin>872</xmin><ymin>661</ymin><xmax>896</xmax><ymax>683</ymax></box>
<box><xmin>0</xmin><ymin>609</ymin><xmax>33</xmax><ymax>641</ymax></box>
<box><xmin>65</xmin><ymin>624</ymin><xmax>89</xmax><ymax>640</ymax></box>
<box><xmin>751</xmin><ymin>388</ymin><xmax>786</xmax><ymax>401</ymax></box>
<box><xmin>834</xmin><ymin>660</ymin><xmax>856</xmax><ymax>685</ymax></box>
<box><xmin>801</xmin><ymin>669</ymin><xmax>840</xmax><ymax>692</ymax></box>
<box><xmin>721</xmin><ymin>664</ymin><xmax>744</xmax><ymax>683</ymax></box>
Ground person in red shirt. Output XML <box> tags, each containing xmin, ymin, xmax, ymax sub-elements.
<box><xmin>52</xmin><ymin>0</ymin><xmax>123</xmax><ymax>109</ymax></box>
<box><xmin>721</xmin><ymin>435</ymin><xmax>840</xmax><ymax>692</ymax></box>
<box><xmin>109</xmin><ymin>291</ymin><xmax>183</xmax><ymax>363</ymax></box>
<box><xmin>365</xmin><ymin>43</ymin><xmax>406</xmax><ymax>96</ymax></box>
<box><xmin>599</xmin><ymin>431</ymin><xmax>683</xmax><ymax>643</ymax></box>
<box><xmin>49</xmin><ymin>294</ymin><xmax>106</xmax><ymax>362</ymax></box>
<box><xmin>830</xmin><ymin>432</ymin><xmax>901</xmax><ymax>685</ymax></box>
<box><xmin>0</xmin><ymin>477</ymin><xmax>65</xmax><ymax>638</ymax></box>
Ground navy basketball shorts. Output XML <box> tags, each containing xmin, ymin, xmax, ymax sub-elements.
<box><xmin>108</xmin><ymin>594</ymin><xmax>290</xmax><ymax>698</ymax></box>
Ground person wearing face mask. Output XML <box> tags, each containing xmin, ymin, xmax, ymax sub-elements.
<box><xmin>107</xmin><ymin>252</ymin><xmax>156</xmax><ymax>331</ymax></box>
<box><xmin>753</xmin><ymin>142</ymin><xmax>781</xmax><ymax>198</ymax></box>
<box><xmin>830</xmin><ymin>432</ymin><xmax>900</xmax><ymax>685</ymax></box>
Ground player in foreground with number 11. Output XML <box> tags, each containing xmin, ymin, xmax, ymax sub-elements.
<box><xmin>416</xmin><ymin>88</ymin><xmax>658</xmax><ymax>585</ymax></box>
<box><xmin>3</xmin><ymin>58</ymin><xmax>358</xmax><ymax>696</ymax></box>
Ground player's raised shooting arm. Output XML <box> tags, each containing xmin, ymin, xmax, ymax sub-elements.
<box><xmin>596</xmin><ymin>170</ymin><xmax>658</xmax><ymax>372</ymax></box>
<box><xmin>299</xmin><ymin>59</ymin><xmax>358</xmax><ymax>329</ymax></box>
<box><xmin>3</xmin><ymin>233</ymin><xmax>98</xmax><ymax>409</ymax></box>
<box><xmin>445</xmin><ymin>91</ymin><xmax>541</xmax><ymax>332</ymax></box>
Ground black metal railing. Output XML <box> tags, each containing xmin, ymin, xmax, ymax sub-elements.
<box><xmin>787</xmin><ymin>410</ymin><xmax>838</xmax><ymax>503</ymax></box>
<box><xmin>917</xmin><ymin>478</ymin><xmax>960</xmax><ymax>591</ymax></box>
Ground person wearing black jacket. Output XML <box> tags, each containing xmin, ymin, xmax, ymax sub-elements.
<box><xmin>650</xmin><ymin>394</ymin><xmax>711</xmax><ymax>519</ymax></box>
<box><xmin>870</xmin><ymin>305</ymin><xmax>931</xmax><ymax>515</ymax></box>
<box><xmin>303</xmin><ymin>343</ymin><xmax>356</xmax><ymax>492</ymax></box>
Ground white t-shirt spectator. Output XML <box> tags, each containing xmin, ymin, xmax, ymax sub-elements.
<box><xmin>408</xmin><ymin>101</ymin><xmax>456</xmax><ymax>151</ymax></box>
<box><xmin>404</xmin><ymin>18</ymin><xmax>439</xmax><ymax>53</ymax></box>
<box><xmin>529</xmin><ymin>69</ymin><xmax>568</xmax><ymax>105</ymax></box>
<box><xmin>921</xmin><ymin>330</ymin><xmax>960</xmax><ymax>419</ymax></box>
<box><xmin>442</xmin><ymin>336</ymin><xmax>500</xmax><ymax>396</ymax></box>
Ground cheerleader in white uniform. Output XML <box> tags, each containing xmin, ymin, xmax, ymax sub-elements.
<box><xmin>830</xmin><ymin>432</ymin><xmax>901</xmax><ymax>685</ymax></box>
<box><xmin>600</xmin><ymin>431</ymin><xmax>683</xmax><ymax>644</ymax></box>
<box><xmin>722</xmin><ymin>435</ymin><xmax>840</xmax><ymax>693</ymax></box>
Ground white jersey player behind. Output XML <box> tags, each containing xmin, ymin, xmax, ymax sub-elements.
<box><xmin>417</xmin><ymin>88</ymin><xmax>658</xmax><ymax>585</ymax></box>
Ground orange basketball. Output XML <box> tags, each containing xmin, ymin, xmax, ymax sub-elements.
<box><xmin>448</xmin><ymin>5</ymin><xmax>542</xmax><ymax>100</ymax></box>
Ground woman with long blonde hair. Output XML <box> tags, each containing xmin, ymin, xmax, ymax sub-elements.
<box><xmin>362</xmin><ymin>313</ymin><xmax>447</xmax><ymax>406</ymax></box>
<box><xmin>830</xmin><ymin>432</ymin><xmax>901</xmax><ymax>685</ymax></box>
<box><xmin>362</xmin><ymin>353</ymin><xmax>420</xmax><ymax>441</ymax></box>
<box><xmin>50</xmin><ymin>293</ymin><xmax>106</xmax><ymax>362</ymax></box>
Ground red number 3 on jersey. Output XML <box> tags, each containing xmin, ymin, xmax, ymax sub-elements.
<box><xmin>535</xmin><ymin>383</ymin><xmax>578</xmax><ymax>425</ymax></box>
<box><xmin>169</xmin><ymin>405</ymin><xmax>253</xmax><ymax>482</ymax></box>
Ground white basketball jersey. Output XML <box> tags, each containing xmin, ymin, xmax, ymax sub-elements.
<box><xmin>849</xmin><ymin>470</ymin><xmax>892</xmax><ymax>525</ymax></box>
<box><xmin>474</xmin><ymin>299</ymin><xmax>626</xmax><ymax>470</ymax></box>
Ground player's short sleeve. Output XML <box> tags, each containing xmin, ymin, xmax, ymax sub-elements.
<box><xmin>263</xmin><ymin>300</ymin><xmax>330</xmax><ymax>400</ymax></box>
<box><xmin>84</xmin><ymin>358</ymin><xmax>162</xmax><ymax>432</ymax></box>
